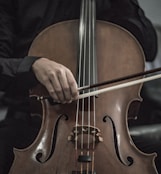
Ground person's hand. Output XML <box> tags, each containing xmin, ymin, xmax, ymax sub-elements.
<box><xmin>32</xmin><ymin>58</ymin><xmax>78</xmax><ymax>103</ymax></box>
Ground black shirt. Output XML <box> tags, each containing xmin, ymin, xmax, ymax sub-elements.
<box><xmin>0</xmin><ymin>0</ymin><xmax>157</xmax><ymax>113</ymax></box>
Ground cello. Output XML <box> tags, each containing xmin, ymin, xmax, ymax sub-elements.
<box><xmin>9</xmin><ymin>0</ymin><xmax>158</xmax><ymax>173</ymax></box>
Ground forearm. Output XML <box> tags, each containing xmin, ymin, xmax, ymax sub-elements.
<box><xmin>0</xmin><ymin>56</ymin><xmax>39</xmax><ymax>92</ymax></box>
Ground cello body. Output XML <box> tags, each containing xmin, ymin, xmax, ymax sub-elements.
<box><xmin>9</xmin><ymin>20</ymin><xmax>158</xmax><ymax>174</ymax></box>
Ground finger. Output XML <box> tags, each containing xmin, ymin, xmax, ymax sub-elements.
<box><xmin>58</xmin><ymin>70</ymin><xmax>73</xmax><ymax>103</ymax></box>
<box><xmin>44</xmin><ymin>79</ymin><xmax>59</xmax><ymax>102</ymax></box>
<box><xmin>66</xmin><ymin>70</ymin><xmax>79</xmax><ymax>101</ymax></box>
<box><xmin>49</xmin><ymin>72</ymin><xmax>66</xmax><ymax>103</ymax></box>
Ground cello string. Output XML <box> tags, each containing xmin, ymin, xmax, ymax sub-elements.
<box><xmin>80</xmin><ymin>0</ymin><xmax>88</xmax><ymax>172</ymax></box>
<box><xmin>81</xmin><ymin>0</ymin><xmax>88</xmax><ymax>152</ymax></box>
<box><xmin>87</xmin><ymin>0</ymin><xmax>97</xmax><ymax>172</ymax></box>
<box><xmin>78</xmin><ymin>0</ymin><xmax>86</xmax><ymax>172</ymax></box>
<box><xmin>76</xmin><ymin>0</ymin><xmax>85</xmax><ymax>171</ymax></box>
<box><xmin>91</xmin><ymin>0</ymin><xmax>96</xmax><ymax>148</ymax></box>
<box><xmin>76</xmin><ymin>0</ymin><xmax>83</xmax><ymax>149</ymax></box>
<box><xmin>77</xmin><ymin>0</ymin><xmax>90</xmax><ymax>171</ymax></box>
<box><xmin>87</xmin><ymin>0</ymin><xmax>91</xmax><ymax>172</ymax></box>
<box><xmin>87</xmin><ymin>0</ymin><xmax>91</xmax><ymax>151</ymax></box>
<box><xmin>81</xmin><ymin>0</ymin><xmax>89</xmax><ymax>172</ymax></box>
<box><xmin>91</xmin><ymin>0</ymin><xmax>96</xmax><ymax>173</ymax></box>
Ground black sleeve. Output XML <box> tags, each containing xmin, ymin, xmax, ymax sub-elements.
<box><xmin>128</xmin><ymin>0</ymin><xmax>158</xmax><ymax>61</ymax></box>
<box><xmin>103</xmin><ymin>0</ymin><xmax>158</xmax><ymax>61</ymax></box>
<box><xmin>0</xmin><ymin>56</ymin><xmax>39</xmax><ymax>92</ymax></box>
<box><xmin>0</xmin><ymin>1</ymin><xmax>39</xmax><ymax>92</ymax></box>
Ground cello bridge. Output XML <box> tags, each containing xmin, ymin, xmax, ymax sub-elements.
<box><xmin>68</xmin><ymin>125</ymin><xmax>103</xmax><ymax>149</ymax></box>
